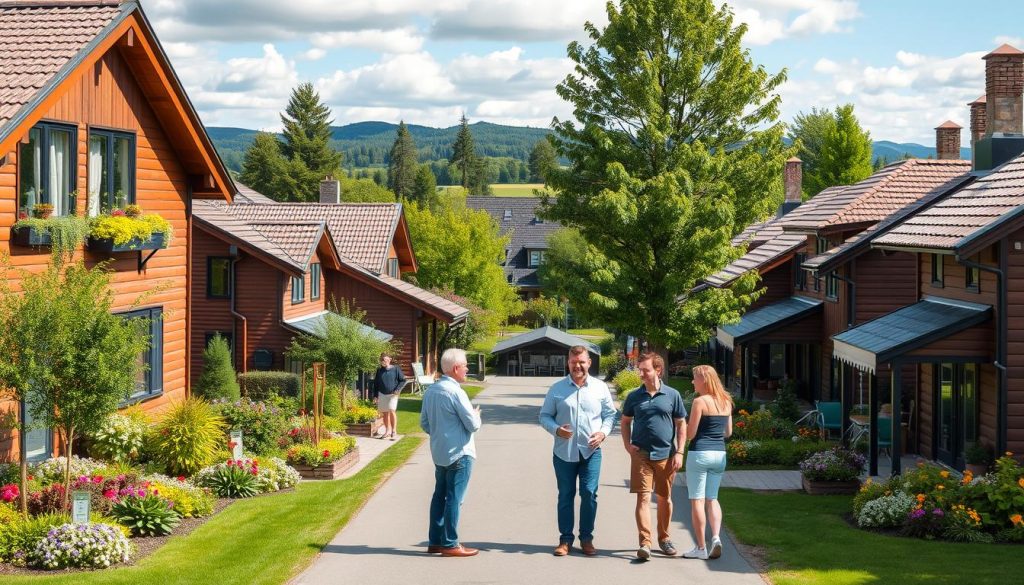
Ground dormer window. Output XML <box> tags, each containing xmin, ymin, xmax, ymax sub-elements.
<box><xmin>529</xmin><ymin>249</ymin><xmax>546</xmax><ymax>267</ymax></box>
<box><xmin>534</xmin><ymin>216</ymin><xmax>544</xmax><ymax>224</ymax></box>
<box><xmin>18</xmin><ymin>122</ymin><xmax>77</xmax><ymax>216</ymax></box>
<box><xmin>503</xmin><ymin>209</ymin><xmax>512</xmax><ymax>221</ymax></box>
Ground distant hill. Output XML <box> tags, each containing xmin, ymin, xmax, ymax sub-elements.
<box><xmin>206</xmin><ymin>121</ymin><xmax>973</xmax><ymax>175</ymax></box>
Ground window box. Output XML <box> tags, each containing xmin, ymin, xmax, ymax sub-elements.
<box><xmin>10</xmin><ymin>216</ymin><xmax>90</xmax><ymax>251</ymax></box>
<box><xmin>88</xmin><ymin>231</ymin><xmax>166</xmax><ymax>253</ymax></box>
<box><xmin>11</xmin><ymin>224</ymin><xmax>53</xmax><ymax>247</ymax></box>
<box><xmin>86</xmin><ymin>211</ymin><xmax>172</xmax><ymax>255</ymax></box>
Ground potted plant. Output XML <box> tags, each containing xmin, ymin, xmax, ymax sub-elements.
<box><xmin>338</xmin><ymin>402</ymin><xmax>383</xmax><ymax>437</ymax></box>
<box><xmin>87</xmin><ymin>208</ymin><xmax>172</xmax><ymax>253</ymax></box>
<box><xmin>964</xmin><ymin>442</ymin><xmax>993</xmax><ymax>476</ymax></box>
<box><xmin>799</xmin><ymin>446</ymin><xmax>865</xmax><ymax>495</ymax></box>
<box><xmin>32</xmin><ymin>203</ymin><xmax>54</xmax><ymax>219</ymax></box>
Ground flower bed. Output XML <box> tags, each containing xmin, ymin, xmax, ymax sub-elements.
<box><xmin>287</xmin><ymin>436</ymin><xmax>359</xmax><ymax>480</ymax></box>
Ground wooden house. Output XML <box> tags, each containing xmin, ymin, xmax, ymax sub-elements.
<box><xmin>0</xmin><ymin>0</ymin><xmax>234</xmax><ymax>461</ymax></box>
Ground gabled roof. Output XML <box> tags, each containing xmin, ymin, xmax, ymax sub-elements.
<box><xmin>336</xmin><ymin>259</ymin><xmax>469</xmax><ymax>324</ymax></box>
<box><xmin>235</xmin><ymin>183</ymin><xmax>279</xmax><ymax>204</ymax></box>
<box><xmin>874</xmin><ymin>152</ymin><xmax>1024</xmax><ymax>256</ymax></box>
<box><xmin>491</xmin><ymin>326</ymin><xmax>601</xmax><ymax>355</ymax></box>
<box><xmin>227</xmin><ymin>202</ymin><xmax>411</xmax><ymax>273</ymax></box>
<box><xmin>703</xmin><ymin>231</ymin><xmax>806</xmax><ymax>288</ymax></box>
<box><xmin>248</xmin><ymin>221</ymin><xmax>326</xmax><ymax>268</ymax></box>
<box><xmin>0</xmin><ymin>0</ymin><xmax>233</xmax><ymax>200</ymax></box>
<box><xmin>780</xmin><ymin>159</ymin><xmax>972</xmax><ymax>235</ymax></box>
<box><xmin>466</xmin><ymin>196</ymin><xmax>560</xmax><ymax>288</ymax></box>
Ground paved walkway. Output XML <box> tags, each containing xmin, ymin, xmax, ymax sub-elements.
<box><xmin>295</xmin><ymin>376</ymin><xmax>767</xmax><ymax>585</ymax></box>
<box><xmin>340</xmin><ymin>434</ymin><xmax>405</xmax><ymax>479</ymax></box>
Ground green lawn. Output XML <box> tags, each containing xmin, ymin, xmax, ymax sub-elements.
<box><xmin>397</xmin><ymin>384</ymin><xmax>484</xmax><ymax>435</ymax></box>
<box><xmin>664</xmin><ymin>376</ymin><xmax>695</xmax><ymax>395</ymax></box>
<box><xmin>439</xmin><ymin>183</ymin><xmax>552</xmax><ymax>198</ymax></box>
<box><xmin>6</xmin><ymin>437</ymin><xmax>422</xmax><ymax>585</ymax></box>
<box><xmin>720</xmin><ymin>488</ymin><xmax>1023</xmax><ymax>585</ymax></box>
<box><xmin>567</xmin><ymin>328</ymin><xmax>611</xmax><ymax>337</ymax></box>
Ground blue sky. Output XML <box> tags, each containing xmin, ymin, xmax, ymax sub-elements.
<box><xmin>144</xmin><ymin>0</ymin><xmax>1024</xmax><ymax>145</ymax></box>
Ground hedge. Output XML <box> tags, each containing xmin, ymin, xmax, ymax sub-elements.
<box><xmin>238</xmin><ymin>371</ymin><xmax>301</xmax><ymax>401</ymax></box>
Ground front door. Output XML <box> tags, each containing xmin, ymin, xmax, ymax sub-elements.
<box><xmin>935</xmin><ymin>363</ymin><xmax>979</xmax><ymax>469</ymax></box>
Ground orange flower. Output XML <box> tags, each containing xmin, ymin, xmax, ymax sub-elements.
<box><xmin>939</xmin><ymin>470</ymin><xmax>949</xmax><ymax>479</ymax></box>
<box><xmin>916</xmin><ymin>494</ymin><xmax>926</xmax><ymax>503</ymax></box>
<box><xmin>936</xmin><ymin>484</ymin><xmax>944</xmax><ymax>490</ymax></box>
<box><xmin>1007</xmin><ymin>451</ymin><xmax>1014</xmax><ymax>457</ymax></box>
<box><xmin>1011</xmin><ymin>514</ymin><xmax>1023</xmax><ymax>526</ymax></box>
<box><xmin>1018</xmin><ymin>478</ymin><xmax>1024</xmax><ymax>489</ymax></box>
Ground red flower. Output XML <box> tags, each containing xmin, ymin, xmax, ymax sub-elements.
<box><xmin>103</xmin><ymin>489</ymin><xmax>117</xmax><ymax>500</ymax></box>
<box><xmin>736</xmin><ymin>421</ymin><xmax>746</xmax><ymax>428</ymax></box>
<box><xmin>176</xmin><ymin>476</ymin><xmax>185</xmax><ymax>482</ymax></box>
<box><xmin>92</xmin><ymin>475</ymin><xmax>104</xmax><ymax>483</ymax></box>
<box><xmin>228</xmin><ymin>440</ymin><xmax>238</xmax><ymax>449</ymax></box>
<box><xmin>27</xmin><ymin>475</ymin><xmax>34</xmax><ymax>481</ymax></box>
<box><xmin>111</xmin><ymin>209</ymin><xmax>126</xmax><ymax>217</ymax></box>
<box><xmin>322</xmin><ymin>450</ymin><xmax>331</xmax><ymax>458</ymax></box>
<box><xmin>18</xmin><ymin>211</ymin><xmax>28</xmax><ymax>220</ymax></box>
<box><xmin>226</xmin><ymin>459</ymin><xmax>234</xmax><ymax>466</ymax></box>
<box><xmin>1</xmin><ymin>483</ymin><xmax>19</xmax><ymax>503</ymax></box>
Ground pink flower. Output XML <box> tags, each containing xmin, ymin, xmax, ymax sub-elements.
<box><xmin>176</xmin><ymin>476</ymin><xmax>185</xmax><ymax>482</ymax></box>
<box><xmin>137</xmin><ymin>489</ymin><xmax>146</xmax><ymax>497</ymax></box>
<box><xmin>111</xmin><ymin>209</ymin><xmax>126</xmax><ymax>217</ymax></box>
<box><xmin>1</xmin><ymin>483</ymin><xmax>19</xmax><ymax>503</ymax></box>
<box><xmin>226</xmin><ymin>459</ymin><xmax>234</xmax><ymax>466</ymax></box>
<box><xmin>103</xmin><ymin>489</ymin><xmax>117</xmax><ymax>500</ymax></box>
<box><xmin>93</xmin><ymin>475</ymin><xmax>104</xmax><ymax>484</ymax></box>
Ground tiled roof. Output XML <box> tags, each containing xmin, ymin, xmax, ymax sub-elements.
<box><xmin>874</xmin><ymin>152</ymin><xmax>1024</xmax><ymax>253</ymax></box>
<box><xmin>227</xmin><ymin>202</ymin><xmax>400</xmax><ymax>272</ymax></box>
<box><xmin>491</xmin><ymin>326</ymin><xmax>601</xmax><ymax>355</ymax></box>
<box><xmin>248</xmin><ymin>222</ymin><xmax>324</xmax><ymax>267</ymax></box>
<box><xmin>192</xmin><ymin>200</ymin><xmax>305</xmax><ymax>273</ymax></box>
<box><xmin>704</xmin><ymin>231</ymin><xmax>806</xmax><ymax>288</ymax></box>
<box><xmin>466</xmin><ymin>197</ymin><xmax>560</xmax><ymax>289</ymax></box>
<box><xmin>0</xmin><ymin>1</ymin><xmax>124</xmax><ymax>130</ymax></box>
<box><xmin>780</xmin><ymin>159</ymin><xmax>972</xmax><ymax>234</ymax></box>
<box><xmin>374</xmin><ymin>272</ymin><xmax>469</xmax><ymax>323</ymax></box>
<box><xmin>235</xmin><ymin>183</ymin><xmax>279</xmax><ymax>204</ymax></box>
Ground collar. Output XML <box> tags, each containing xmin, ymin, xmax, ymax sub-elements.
<box><xmin>568</xmin><ymin>374</ymin><xmax>590</xmax><ymax>389</ymax></box>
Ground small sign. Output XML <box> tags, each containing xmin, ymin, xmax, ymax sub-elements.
<box><xmin>72</xmin><ymin>491</ymin><xmax>90</xmax><ymax>524</ymax></box>
<box><xmin>230</xmin><ymin>429</ymin><xmax>244</xmax><ymax>459</ymax></box>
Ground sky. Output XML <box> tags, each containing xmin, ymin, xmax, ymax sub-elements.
<box><xmin>144</xmin><ymin>0</ymin><xmax>1024</xmax><ymax>145</ymax></box>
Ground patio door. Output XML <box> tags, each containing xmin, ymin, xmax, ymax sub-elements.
<box><xmin>935</xmin><ymin>363</ymin><xmax>979</xmax><ymax>469</ymax></box>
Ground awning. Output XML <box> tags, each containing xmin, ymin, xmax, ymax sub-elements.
<box><xmin>832</xmin><ymin>297</ymin><xmax>991</xmax><ymax>372</ymax></box>
<box><xmin>716</xmin><ymin>296</ymin><xmax>822</xmax><ymax>350</ymax></box>
<box><xmin>283</xmin><ymin>311</ymin><xmax>393</xmax><ymax>341</ymax></box>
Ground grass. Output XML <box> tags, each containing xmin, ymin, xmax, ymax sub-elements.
<box><xmin>720</xmin><ymin>488</ymin><xmax>1024</xmax><ymax>585</ymax></box>
<box><xmin>664</xmin><ymin>376</ymin><xmax>695</xmax><ymax>395</ymax></box>
<box><xmin>6</xmin><ymin>437</ymin><xmax>423</xmax><ymax>585</ymax></box>
<box><xmin>567</xmin><ymin>328</ymin><xmax>611</xmax><ymax>337</ymax></box>
<box><xmin>397</xmin><ymin>384</ymin><xmax>485</xmax><ymax>435</ymax></box>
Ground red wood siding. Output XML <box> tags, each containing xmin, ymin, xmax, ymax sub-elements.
<box><xmin>190</xmin><ymin>228</ymin><xmax>236</xmax><ymax>386</ymax></box>
<box><xmin>282</xmin><ymin>251</ymin><xmax>325</xmax><ymax>321</ymax></box>
<box><xmin>1005</xmin><ymin>228</ymin><xmax>1024</xmax><ymax>454</ymax></box>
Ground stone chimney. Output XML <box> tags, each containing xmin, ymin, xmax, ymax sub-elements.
<box><xmin>777</xmin><ymin>157</ymin><xmax>802</xmax><ymax>217</ymax></box>
<box><xmin>319</xmin><ymin>176</ymin><xmax>340</xmax><ymax>204</ymax></box>
<box><xmin>935</xmin><ymin>121</ymin><xmax>962</xmax><ymax>160</ymax></box>
<box><xmin>974</xmin><ymin>44</ymin><xmax>1024</xmax><ymax>171</ymax></box>
<box><xmin>969</xmin><ymin>95</ymin><xmax>987</xmax><ymax>145</ymax></box>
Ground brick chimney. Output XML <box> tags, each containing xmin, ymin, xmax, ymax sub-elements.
<box><xmin>969</xmin><ymin>95</ymin><xmax>987</xmax><ymax>145</ymax></box>
<box><xmin>777</xmin><ymin>157</ymin><xmax>802</xmax><ymax>217</ymax></box>
<box><xmin>974</xmin><ymin>44</ymin><xmax>1024</xmax><ymax>171</ymax></box>
<box><xmin>935</xmin><ymin>121</ymin><xmax>962</xmax><ymax>160</ymax></box>
<box><xmin>319</xmin><ymin>176</ymin><xmax>340</xmax><ymax>204</ymax></box>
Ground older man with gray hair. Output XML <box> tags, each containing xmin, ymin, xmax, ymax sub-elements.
<box><xmin>420</xmin><ymin>348</ymin><xmax>482</xmax><ymax>557</ymax></box>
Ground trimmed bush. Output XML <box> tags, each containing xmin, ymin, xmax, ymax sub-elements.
<box><xmin>148</xmin><ymin>398</ymin><xmax>226</xmax><ymax>476</ymax></box>
<box><xmin>612</xmin><ymin>369</ymin><xmax>642</xmax><ymax>399</ymax></box>
<box><xmin>30</xmin><ymin>522</ymin><xmax>133</xmax><ymax>569</ymax></box>
<box><xmin>196</xmin><ymin>334</ymin><xmax>240</xmax><ymax>401</ymax></box>
<box><xmin>238</xmin><ymin>371</ymin><xmax>301</xmax><ymax>401</ymax></box>
<box><xmin>212</xmin><ymin>397</ymin><xmax>289</xmax><ymax>455</ymax></box>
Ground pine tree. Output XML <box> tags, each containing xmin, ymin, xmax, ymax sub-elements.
<box><xmin>279</xmin><ymin>83</ymin><xmax>342</xmax><ymax>200</ymax></box>
<box><xmin>449</xmin><ymin>114</ymin><xmax>478</xmax><ymax>188</ymax></box>
<box><xmin>788</xmin><ymin>104</ymin><xmax>873</xmax><ymax>197</ymax></box>
<box><xmin>387</xmin><ymin>121</ymin><xmax>419</xmax><ymax>199</ymax></box>
<box><xmin>239</xmin><ymin>132</ymin><xmax>291</xmax><ymax>200</ymax></box>
<box><xmin>195</xmin><ymin>334</ymin><xmax>240</xmax><ymax>401</ymax></box>
<box><xmin>412</xmin><ymin>164</ymin><xmax>438</xmax><ymax>208</ymax></box>
<box><xmin>529</xmin><ymin>139</ymin><xmax>558</xmax><ymax>183</ymax></box>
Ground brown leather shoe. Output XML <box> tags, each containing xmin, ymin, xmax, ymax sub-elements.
<box><xmin>439</xmin><ymin>545</ymin><xmax>479</xmax><ymax>557</ymax></box>
<box><xmin>427</xmin><ymin>545</ymin><xmax>444</xmax><ymax>553</ymax></box>
<box><xmin>580</xmin><ymin>540</ymin><xmax>597</xmax><ymax>556</ymax></box>
<box><xmin>553</xmin><ymin>542</ymin><xmax>570</xmax><ymax>556</ymax></box>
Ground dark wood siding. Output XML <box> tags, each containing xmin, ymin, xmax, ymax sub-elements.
<box><xmin>750</xmin><ymin>262</ymin><xmax>793</xmax><ymax>310</ymax></box>
<box><xmin>190</xmin><ymin>227</ymin><xmax>236</xmax><ymax>386</ymax></box>
<box><xmin>855</xmin><ymin>249</ymin><xmax>918</xmax><ymax>323</ymax></box>
<box><xmin>1005</xmin><ymin>228</ymin><xmax>1024</xmax><ymax>454</ymax></box>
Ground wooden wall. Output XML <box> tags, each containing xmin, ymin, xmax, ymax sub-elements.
<box><xmin>282</xmin><ymin>251</ymin><xmax>326</xmax><ymax>321</ymax></box>
<box><xmin>1005</xmin><ymin>229</ymin><xmax>1024</xmax><ymax>454</ymax></box>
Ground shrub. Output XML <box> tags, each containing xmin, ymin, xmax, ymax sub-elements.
<box><xmin>196</xmin><ymin>335</ymin><xmax>240</xmax><ymax>401</ymax></box>
<box><xmin>149</xmin><ymin>398</ymin><xmax>226</xmax><ymax>476</ymax></box>
<box><xmin>857</xmin><ymin>491</ymin><xmax>915</xmax><ymax>528</ymax></box>
<box><xmin>254</xmin><ymin>457</ymin><xmax>301</xmax><ymax>493</ymax></box>
<box><xmin>193</xmin><ymin>458</ymin><xmax>261</xmax><ymax>498</ymax></box>
<box><xmin>337</xmin><ymin>402</ymin><xmax>380</xmax><ymax>424</ymax></box>
<box><xmin>0</xmin><ymin>512</ymin><xmax>67</xmax><ymax>565</ymax></box>
<box><xmin>2</xmin><ymin>483</ymin><xmax>19</xmax><ymax>504</ymax></box>
<box><xmin>769</xmin><ymin>379</ymin><xmax>801</xmax><ymax>422</ymax></box>
<box><xmin>0</xmin><ymin>463</ymin><xmax>18</xmax><ymax>486</ymax></box>
<box><xmin>286</xmin><ymin>436</ymin><xmax>357</xmax><ymax>467</ymax></box>
<box><xmin>943</xmin><ymin>504</ymin><xmax>992</xmax><ymax>543</ymax></box>
<box><xmin>602</xmin><ymin>348</ymin><xmax>628</xmax><ymax>378</ymax></box>
<box><xmin>300</xmin><ymin>381</ymin><xmax>344</xmax><ymax>417</ymax></box>
<box><xmin>212</xmin><ymin>397</ymin><xmax>289</xmax><ymax>455</ymax></box>
<box><xmin>32</xmin><ymin>456</ymin><xmax>105</xmax><ymax>485</ymax></box>
<box><xmin>612</xmin><ymin>369</ymin><xmax>642</xmax><ymax>399</ymax></box>
<box><xmin>732</xmin><ymin>397</ymin><xmax>757</xmax><ymax>416</ymax></box>
<box><xmin>964</xmin><ymin>442</ymin><xmax>994</xmax><ymax>467</ymax></box>
<box><xmin>28</xmin><ymin>483</ymin><xmax>68</xmax><ymax>515</ymax></box>
<box><xmin>0</xmin><ymin>502</ymin><xmax>20</xmax><ymax>525</ymax></box>
<box><xmin>976</xmin><ymin>453</ymin><xmax>1024</xmax><ymax>527</ymax></box>
<box><xmin>238</xmin><ymin>371</ymin><xmax>301</xmax><ymax>401</ymax></box>
<box><xmin>145</xmin><ymin>477</ymin><xmax>215</xmax><ymax>518</ymax></box>
<box><xmin>68</xmin><ymin>473</ymin><xmax>138</xmax><ymax>515</ymax></box>
<box><xmin>87</xmin><ymin>409</ymin><xmax>148</xmax><ymax>463</ymax></box>
<box><xmin>30</xmin><ymin>522</ymin><xmax>133</xmax><ymax>569</ymax></box>
<box><xmin>903</xmin><ymin>505</ymin><xmax>946</xmax><ymax>540</ymax></box>
<box><xmin>733</xmin><ymin>409</ymin><xmax>796</xmax><ymax>441</ymax></box>
<box><xmin>110</xmin><ymin>492</ymin><xmax>181</xmax><ymax>537</ymax></box>
<box><xmin>799</xmin><ymin>447</ymin><xmax>865</xmax><ymax>482</ymax></box>
<box><xmin>853</xmin><ymin>478</ymin><xmax>890</xmax><ymax>517</ymax></box>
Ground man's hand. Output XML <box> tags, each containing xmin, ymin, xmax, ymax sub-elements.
<box><xmin>670</xmin><ymin>452</ymin><xmax>683</xmax><ymax>472</ymax></box>
<box><xmin>626</xmin><ymin>443</ymin><xmax>641</xmax><ymax>456</ymax></box>
<box><xmin>587</xmin><ymin>431</ymin><xmax>606</xmax><ymax>448</ymax></box>
<box><xmin>556</xmin><ymin>424</ymin><xmax>573</xmax><ymax>439</ymax></box>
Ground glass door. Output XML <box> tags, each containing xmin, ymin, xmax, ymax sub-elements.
<box><xmin>935</xmin><ymin>363</ymin><xmax>979</xmax><ymax>469</ymax></box>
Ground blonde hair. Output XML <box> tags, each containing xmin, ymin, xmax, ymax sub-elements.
<box><xmin>692</xmin><ymin>365</ymin><xmax>732</xmax><ymax>411</ymax></box>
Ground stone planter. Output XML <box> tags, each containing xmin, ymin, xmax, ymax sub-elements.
<box><xmin>345</xmin><ymin>417</ymin><xmax>384</xmax><ymax>437</ymax></box>
<box><xmin>291</xmin><ymin>447</ymin><xmax>360</xmax><ymax>480</ymax></box>
<box><xmin>802</xmin><ymin>476</ymin><xmax>861</xmax><ymax>495</ymax></box>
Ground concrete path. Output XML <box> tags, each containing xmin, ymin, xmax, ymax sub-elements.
<box><xmin>295</xmin><ymin>376</ymin><xmax>766</xmax><ymax>585</ymax></box>
<box><xmin>340</xmin><ymin>434</ymin><xmax>405</xmax><ymax>479</ymax></box>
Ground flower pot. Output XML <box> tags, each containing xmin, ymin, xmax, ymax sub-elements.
<box><xmin>802</xmin><ymin>476</ymin><xmax>861</xmax><ymax>495</ymax></box>
<box><xmin>345</xmin><ymin>417</ymin><xmax>384</xmax><ymax>437</ymax></box>
<box><xmin>87</xmin><ymin>231</ymin><xmax>166</xmax><ymax>253</ymax></box>
<box><xmin>11</xmin><ymin>225</ymin><xmax>52</xmax><ymax>247</ymax></box>
<box><xmin>291</xmin><ymin>447</ymin><xmax>360</xmax><ymax>479</ymax></box>
<box><xmin>965</xmin><ymin>463</ymin><xmax>988</xmax><ymax>476</ymax></box>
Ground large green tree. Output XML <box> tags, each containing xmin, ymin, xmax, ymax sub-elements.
<box><xmin>280</xmin><ymin>83</ymin><xmax>343</xmax><ymax>177</ymax></box>
<box><xmin>412</xmin><ymin>164</ymin><xmax>439</xmax><ymax>209</ymax></box>
<box><xmin>788</xmin><ymin>103</ymin><xmax>873</xmax><ymax>197</ymax></box>
<box><xmin>449</xmin><ymin>114</ymin><xmax>478</xmax><ymax>189</ymax></box>
<box><xmin>543</xmin><ymin>0</ymin><xmax>787</xmax><ymax>350</ymax></box>
<box><xmin>528</xmin><ymin>139</ymin><xmax>558</xmax><ymax>183</ymax></box>
<box><xmin>238</xmin><ymin>132</ymin><xmax>299</xmax><ymax>200</ymax></box>
<box><xmin>387</xmin><ymin>121</ymin><xmax>419</xmax><ymax>199</ymax></box>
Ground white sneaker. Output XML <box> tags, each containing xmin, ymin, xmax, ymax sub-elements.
<box><xmin>682</xmin><ymin>546</ymin><xmax>708</xmax><ymax>560</ymax></box>
<box><xmin>636</xmin><ymin>545</ymin><xmax>651</xmax><ymax>560</ymax></box>
<box><xmin>708</xmin><ymin>537</ymin><xmax>722</xmax><ymax>559</ymax></box>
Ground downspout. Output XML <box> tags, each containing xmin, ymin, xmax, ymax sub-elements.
<box><xmin>959</xmin><ymin>245</ymin><xmax>1007</xmax><ymax>454</ymax></box>
<box><xmin>229</xmin><ymin>250</ymin><xmax>248</xmax><ymax>374</ymax></box>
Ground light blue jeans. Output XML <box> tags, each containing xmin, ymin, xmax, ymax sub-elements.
<box><xmin>686</xmin><ymin>450</ymin><xmax>727</xmax><ymax>500</ymax></box>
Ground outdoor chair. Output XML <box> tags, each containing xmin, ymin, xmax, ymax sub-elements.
<box><xmin>411</xmin><ymin>362</ymin><xmax>435</xmax><ymax>395</ymax></box>
<box><xmin>877</xmin><ymin>416</ymin><xmax>893</xmax><ymax>457</ymax></box>
<box><xmin>812</xmin><ymin>401</ymin><xmax>843</xmax><ymax>439</ymax></box>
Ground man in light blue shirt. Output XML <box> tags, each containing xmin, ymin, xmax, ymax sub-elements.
<box><xmin>539</xmin><ymin>345</ymin><xmax>617</xmax><ymax>556</ymax></box>
<box><xmin>420</xmin><ymin>348</ymin><xmax>482</xmax><ymax>557</ymax></box>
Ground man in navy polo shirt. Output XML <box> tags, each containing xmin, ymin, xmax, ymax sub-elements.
<box><xmin>620</xmin><ymin>352</ymin><xmax>687</xmax><ymax>560</ymax></box>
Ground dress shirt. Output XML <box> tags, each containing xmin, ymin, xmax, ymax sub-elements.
<box><xmin>539</xmin><ymin>375</ymin><xmax>617</xmax><ymax>462</ymax></box>
<box><xmin>420</xmin><ymin>375</ymin><xmax>481</xmax><ymax>466</ymax></box>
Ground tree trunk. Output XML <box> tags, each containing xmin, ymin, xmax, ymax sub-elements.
<box><xmin>19</xmin><ymin>457</ymin><xmax>28</xmax><ymax>516</ymax></box>
<box><xmin>62</xmin><ymin>427</ymin><xmax>74</xmax><ymax>508</ymax></box>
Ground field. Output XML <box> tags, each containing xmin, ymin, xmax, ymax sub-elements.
<box><xmin>440</xmin><ymin>183</ymin><xmax>550</xmax><ymax>197</ymax></box>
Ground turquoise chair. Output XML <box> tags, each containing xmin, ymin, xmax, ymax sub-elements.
<box><xmin>877</xmin><ymin>416</ymin><xmax>893</xmax><ymax>457</ymax></box>
<box><xmin>815</xmin><ymin>401</ymin><xmax>843</xmax><ymax>439</ymax></box>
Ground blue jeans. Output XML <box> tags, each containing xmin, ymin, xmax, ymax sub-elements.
<box><xmin>552</xmin><ymin>449</ymin><xmax>602</xmax><ymax>545</ymax></box>
<box><xmin>429</xmin><ymin>455</ymin><xmax>474</xmax><ymax>548</ymax></box>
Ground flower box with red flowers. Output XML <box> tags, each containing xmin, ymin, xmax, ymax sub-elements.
<box><xmin>286</xmin><ymin>436</ymin><xmax>359</xmax><ymax>480</ymax></box>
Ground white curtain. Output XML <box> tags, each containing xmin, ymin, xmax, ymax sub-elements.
<box><xmin>49</xmin><ymin>131</ymin><xmax>68</xmax><ymax>216</ymax></box>
<box><xmin>88</xmin><ymin>137</ymin><xmax>103</xmax><ymax>217</ymax></box>
<box><xmin>30</xmin><ymin>133</ymin><xmax>41</xmax><ymax>209</ymax></box>
<box><xmin>115</xmin><ymin>137</ymin><xmax>130</xmax><ymax>208</ymax></box>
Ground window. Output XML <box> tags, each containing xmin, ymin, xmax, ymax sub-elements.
<box><xmin>310</xmin><ymin>263</ymin><xmax>321</xmax><ymax>300</ymax></box>
<box><xmin>965</xmin><ymin>256</ymin><xmax>980</xmax><ymax>291</ymax></box>
<box><xmin>931</xmin><ymin>254</ymin><xmax>944</xmax><ymax>287</ymax></box>
<box><xmin>291</xmin><ymin>275</ymin><xmax>304</xmax><ymax>303</ymax></box>
<box><xmin>207</xmin><ymin>257</ymin><xmax>232</xmax><ymax>298</ymax></box>
<box><xmin>794</xmin><ymin>253</ymin><xmax>807</xmax><ymax>290</ymax></box>
<box><xmin>19</xmin><ymin>122</ymin><xmax>77</xmax><ymax>216</ymax></box>
<box><xmin>503</xmin><ymin>209</ymin><xmax>512</xmax><ymax>221</ymax></box>
<box><xmin>386</xmin><ymin>258</ymin><xmax>399</xmax><ymax>278</ymax></box>
<box><xmin>528</xmin><ymin>249</ymin><xmax>546</xmax><ymax>267</ymax></box>
<box><xmin>88</xmin><ymin>129</ymin><xmax>135</xmax><ymax>216</ymax></box>
<box><xmin>121</xmin><ymin>307</ymin><xmax>162</xmax><ymax>401</ymax></box>
<box><xmin>826</xmin><ymin>271</ymin><xmax>840</xmax><ymax>300</ymax></box>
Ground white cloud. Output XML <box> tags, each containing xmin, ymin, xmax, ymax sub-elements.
<box><xmin>722</xmin><ymin>0</ymin><xmax>861</xmax><ymax>45</ymax></box>
<box><xmin>316</xmin><ymin>52</ymin><xmax>460</xmax><ymax>109</ymax></box>
<box><xmin>430</xmin><ymin>0</ymin><xmax>607</xmax><ymax>41</ymax></box>
<box><xmin>993</xmin><ymin>35</ymin><xmax>1024</xmax><ymax>48</ymax></box>
<box><xmin>813</xmin><ymin>58</ymin><xmax>840</xmax><ymax>74</ymax></box>
<box><xmin>310</xmin><ymin>28</ymin><xmax>424</xmax><ymax>54</ymax></box>
<box><xmin>299</xmin><ymin>48</ymin><xmax>327</xmax><ymax>61</ymax></box>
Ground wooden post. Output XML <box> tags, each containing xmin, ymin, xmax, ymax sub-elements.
<box><xmin>312</xmin><ymin>362</ymin><xmax>325</xmax><ymax>447</ymax></box>
<box><xmin>869</xmin><ymin>372</ymin><xmax>879</xmax><ymax>477</ymax></box>
<box><xmin>891</xmin><ymin>360</ymin><xmax>903</xmax><ymax>477</ymax></box>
